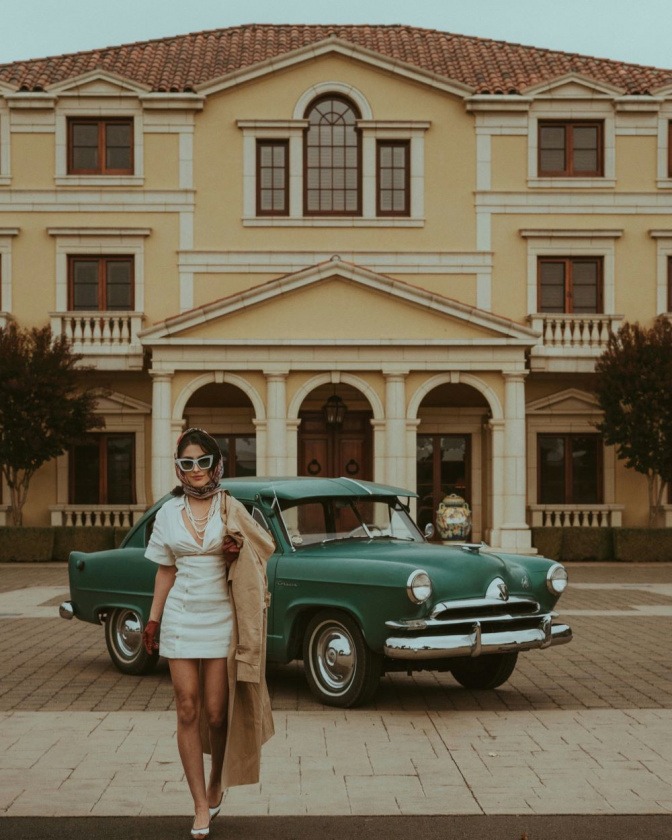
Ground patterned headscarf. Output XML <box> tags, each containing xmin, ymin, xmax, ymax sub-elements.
<box><xmin>174</xmin><ymin>427</ymin><xmax>224</xmax><ymax>499</ymax></box>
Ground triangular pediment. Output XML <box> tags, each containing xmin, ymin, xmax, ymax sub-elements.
<box><xmin>140</xmin><ymin>260</ymin><xmax>538</xmax><ymax>346</ymax></box>
<box><xmin>47</xmin><ymin>69</ymin><xmax>151</xmax><ymax>96</ymax></box>
<box><xmin>197</xmin><ymin>37</ymin><xmax>473</xmax><ymax>99</ymax></box>
<box><xmin>527</xmin><ymin>388</ymin><xmax>601</xmax><ymax>415</ymax></box>
<box><xmin>524</xmin><ymin>72</ymin><xmax>623</xmax><ymax>98</ymax></box>
<box><xmin>94</xmin><ymin>391</ymin><xmax>151</xmax><ymax>415</ymax></box>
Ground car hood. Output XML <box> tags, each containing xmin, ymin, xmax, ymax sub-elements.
<box><xmin>293</xmin><ymin>539</ymin><xmax>534</xmax><ymax>601</ymax></box>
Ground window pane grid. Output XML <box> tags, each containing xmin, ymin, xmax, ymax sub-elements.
<box><xmin>69</xmin><ymin>257</ymin><xmax>134</xmax><ymax>311</ymax></box>
<box><xmin>256</xmin><ymin>140</ymin><xmax>288</xmax><ymax>215</ymax></box>
<box><xmin>71</xmin><ymin>433</ymin><xmax>135</xmax><ymax>504</ymax></box>
<box><xmin>68</xmin><ymin>119</ymin><xmax>133</xmax><ymax>175</ymax></box>
<box><xmin>304</xmin><ymin>96</ymin><xmax>361</xmax><ymax>215</ymax></box>
<box><xmin>538</xmin><ymin>121</ymin><xmax>602</xmax><ymax>176</ymax></box>
<box><xmin>538</xmin><ymin>257</ymin><xmax>602</xmax><ymax>314</ymax></box>
<box><xmin>538</xmin><ymin>434</ymin><xmax>602</xmax><ymax>504</ymax></box>
<box><xmin>377</xmin><ymin>141</ymin><xmax>409</xmax><ymax>216</ymax></box>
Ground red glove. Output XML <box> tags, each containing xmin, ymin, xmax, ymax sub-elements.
<box><xmin>223</xmin><ymin>534</ymin><xmax>241</xmax><ymax>565</ymax></box>
<box><xmin>142</xmin><ymin>619</ymin><xmax>160</xmax><ymax>655</ymax></box>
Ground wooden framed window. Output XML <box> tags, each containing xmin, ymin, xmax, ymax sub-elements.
<box><xmin>377</xmin><ymin>140</ymin><xmax>410</xmax><ymax>216</ymax></box>
<box><xmin>70</xmin><ymin>433</ymin><xmax>135</xmax><ymax>505</ymax></box>
<box><xmin>68</xmin><ymin>256</ymin><xmax>134</xmax><ymax>311</ymax></box>
<box><xmin>538</xmin><ymin>257</ymin><xmax>603</xmax><ymax>313</ymax></box>
<box><xmin>304</xmin><ymin>95</ymin><xmax>361</xmax><ymax>215</ymax></box>
<box><xmin>538</xmin><ymin>434</ymin><xmax>603</xmax><ymax>504</ymax></box>
<box><xmin>68</xmin><ymin>118</ymin><xmax>133</xmax><ymax>175</ymax></box>
<box><xmin>538</xmin><ymin>121</ymin><xmax>603</xmax><ymax>176</ymax></box>
<box><xmin>256</xmin><ymin>140</ymin><xmax>289</xmax><ymax>215</ymax></box>
<box><xmin>213</xmin><ymin>435</ymin><xmax>257</xmax><ymax>478</ymax></box>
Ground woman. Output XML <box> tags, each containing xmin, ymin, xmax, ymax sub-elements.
<box><xmin>142</xmin><ymin>428</ymin><xmax>275</xmax><ymax>838</ymax></box>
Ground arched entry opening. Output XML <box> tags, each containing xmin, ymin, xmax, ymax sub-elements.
<box><xmin>416</xmin><ymin>383</ymin><xmax>490</xmax><ymax>541</ymax></box>
<box><xmin>183</xmin><ymin>382</ymin><xmax>257</xmax><ymax>477</ymax></box>
<box><xmin>298</xmin><ymin>383</ymin><xmax>373</xmax><ymax>480</ymax></box>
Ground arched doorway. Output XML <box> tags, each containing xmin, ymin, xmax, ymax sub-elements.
<box><xmin>184</xmin><ymin>382</ymin><xmax>257</xmax><ymax>477</ymax></box>
<box><xmin>416</xmin><ymin>382</ymin><xmax>490</xmax><ymax>541</ymax></box>
<box><xmin>298</xmin><ymin>383</ymin><xmax>373</xmax><ymax>480</ymax></box>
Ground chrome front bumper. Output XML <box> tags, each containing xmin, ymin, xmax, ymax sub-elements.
<box><xmin>384</xmin><ymin>616</ymin><xmax>572</xmax><ymax>660</ymax></box>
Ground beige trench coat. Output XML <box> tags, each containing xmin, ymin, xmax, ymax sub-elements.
<box><xmin>198</xmin><ymin>491</ymin><xmax>275</xmax><ymax>788</ymax></box>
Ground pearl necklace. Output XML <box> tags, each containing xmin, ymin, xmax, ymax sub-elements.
<box><xmin>184</xmin><ymin>493</ymin><xmax>218</xmax><ymax>541</ymax></box>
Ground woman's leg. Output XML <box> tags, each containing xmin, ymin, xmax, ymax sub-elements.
<box><xmin>168</xmin><ymin>658</ymin><xmax>210</xmax><ymax>830</ymax></box>
<box><xmin>202</xmin><ymin>657</ymin><xmax>229</xmax><ymax>807</ymax></box>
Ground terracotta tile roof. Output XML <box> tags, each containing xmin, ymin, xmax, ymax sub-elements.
<box><xmin>0</xmin><ymin>24</ymin><xmax>670</xmax><ymax>95</ymax></box>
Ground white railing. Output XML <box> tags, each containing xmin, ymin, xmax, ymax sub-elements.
<box><xmin>50</xmin><ymin>312</ymin><xmax>144</xmax><ymax>351</ymax></box>
<box><xmin>529</xmin><ymin>505</ymin><xmax>624</xmax><ymax>528</ymax></box>
<box><xmin>528</xmin><ymin>314</ymin><xmax>623</xmax><ymax>351</ymax></box>
<box><xmin>49</xmin><ymin>505</ymin><xmax>146</xmax><ymax>528</ymax></box>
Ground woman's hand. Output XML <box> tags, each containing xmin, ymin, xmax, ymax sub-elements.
<box><xmin>223</xmin><ymin>534</ymin><xmax>241</xmax><ymax>565</ymax></box>
<box><xmin>142</xmin><ymin>619</ymin><xmax>160</xmax><ymax>654</ymax></box>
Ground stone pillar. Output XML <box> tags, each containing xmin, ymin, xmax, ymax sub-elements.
<box><xmin>383</xmin><ymin>370</ymin><xmax>409</xmax><ymax>488</ymax></box>
<box><xmin>499</xmin><ymin>372</ymin><xmax>532</xmax><ymax>551</ymax></box>
<box><xmin>264</xmin><ymin>369</ymin><xmax>289</xmax><ymax>476</ymax></box>
<box><xmin>150</xmin><ymin>372</ymin><xmax>174</xmax><ymax>502</ymax></box>
<box><xmin>488</xmin><ymin>418</ymin><xmax>505</xmax><ymax>547</ymax></box>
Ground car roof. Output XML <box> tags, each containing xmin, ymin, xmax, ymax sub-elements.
<box><xmin>219</xmin><ymin>476</ymin><xmax>418</xmax><ymax>502</ymax></box>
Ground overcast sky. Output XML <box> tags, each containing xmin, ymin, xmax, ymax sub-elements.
<box><xmin>0</xmin><ymin>0</ymin><xmax>670</xmax><ymax>68</ymax></box>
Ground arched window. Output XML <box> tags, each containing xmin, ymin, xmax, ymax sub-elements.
<box><xmin>304</xmin><ymin>95</ymin><xmax>361</xmax><ymax>215</ymax></box>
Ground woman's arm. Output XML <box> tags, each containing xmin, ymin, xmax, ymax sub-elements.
<box><xmin>148</xmin><ymin>564</ymin><xmax>177</xmax><ymax>622</ymax></box>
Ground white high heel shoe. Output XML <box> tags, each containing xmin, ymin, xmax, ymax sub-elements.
<box><xmin>209</xmin><ymin>794</ymin><xmax>224</xmax><ymax>821</ymax></box>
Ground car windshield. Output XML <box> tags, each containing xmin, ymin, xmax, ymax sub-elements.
<box><xmin>279</xmin><ymin>496</ymin><xmax>424</xmax><ymax>548</ymax></box>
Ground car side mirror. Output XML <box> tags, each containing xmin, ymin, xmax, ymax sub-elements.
<box><xmin>424</xmin><ymin>523</ymin><xmax>435</xmax><ymax>540</ymax></box>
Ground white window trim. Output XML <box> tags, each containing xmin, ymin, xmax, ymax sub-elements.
<box><xmin>47</xmin><ymin>227</ymin><xmax>150</xmax><ymax>312</ymax></box>
<box><xmin>55</xmin><ymin>110</ymin><xmax>144</xmax><ymax>186</ymax></box>
<box><xmin>526</xmin><ymin>396</ymin><xmax>616</xmax><ymax>508</ymax></box>
<box><xmin>0</xmin><ymin>105</ymin><xmax>10</xmax><ymax>185</ymax></box>
<box><xmin>528</xmin><ymin>110</ymin><xmax>616</xmax><ymax>187</ymax></box>
<box><xmin>54</xmin><ymin>393</ymin><xmax>150</xmax><ymax>510</ymax></box>
<box><xmin>238</xmin><ymin>92</ymin><xmax>429</xmax><ymax>226</ymax></box>
<box><xmin>650</xmin><ymin>230</ymin><xmax>672</xmax><ymax>313</ymax></box>
<box><xmin>520</xmin><ymin>229</ymin><xmax>622</xmax><ymax>314</ymax></box>
<box><xmin>0</xmin><ymin>227</ymin><xmax>19</xmax><ymax>320</ymax></box>
<box><xmin>657</xmin><ymin>109</ymin><xmax>672</xmax><ymax>188</ymax></box>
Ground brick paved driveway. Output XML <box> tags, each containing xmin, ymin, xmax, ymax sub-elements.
<box><xmin>1</xmin><ymin>562</ymin><xmax>671</xmax><ymax>714</ymax></box>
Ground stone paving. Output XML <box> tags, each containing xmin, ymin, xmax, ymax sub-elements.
<box><xmin>1</xmin><ymin>562</ymin><xmax>672</xmax><ymax>816</ymax></box>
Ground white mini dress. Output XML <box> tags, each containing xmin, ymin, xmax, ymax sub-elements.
<box><xmin>145</xmin><ymin>493</ymin><xmax>233</xmax><ymax>659</ymax></box>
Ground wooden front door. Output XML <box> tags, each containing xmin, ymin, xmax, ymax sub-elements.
<box><xmin>299</xmin><ymin>411</ymin><xmax>372</xmax><ymax>480</ymax></box>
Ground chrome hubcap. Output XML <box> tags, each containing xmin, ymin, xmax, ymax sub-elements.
<box><xmin>312</xmin><ymin>623</ymin><xmax>355</xmax><ymax>694</ymax></box>
<box><xmin>115</xmin><ymin>610</ymin><xmax>142</xmax><ymax>659</ymax></box>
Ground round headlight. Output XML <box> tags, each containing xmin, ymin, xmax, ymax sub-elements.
<box><xmin>407</xmin><ymin>570</ymin><xmax>432</xmax><ymax>604</ymax></box>
<box><xmin>546</xmin><ymin>564</ymin><xmax>568</xmax><ymax>595</ymax></box>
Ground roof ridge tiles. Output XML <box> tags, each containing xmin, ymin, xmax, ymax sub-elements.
<box><xmin>0</xmin><ymin>23</ymin><xmax>670</xmax><ymax>94</ymax></box>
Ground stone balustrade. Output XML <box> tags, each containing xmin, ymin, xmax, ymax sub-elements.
<box><xmin>529</xmin><ymin>504</ymin><xmax>624</xmax><ymax>528</ymax></box>
<box><xmin>49</xmin><ymin>505</ymin><xmax>146</xmax><ymax>528</ymax></box>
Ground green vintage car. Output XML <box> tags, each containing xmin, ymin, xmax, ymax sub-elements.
<box><xmin>59</xmin><ymin>477</ymin><xmax>572</xmax><ymax>707</ymax></box>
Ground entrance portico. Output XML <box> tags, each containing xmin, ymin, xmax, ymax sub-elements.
<box><xmin>140</xmin><ymin>260</ymin><xmax>539</xmax><ymax>550</ymax></box>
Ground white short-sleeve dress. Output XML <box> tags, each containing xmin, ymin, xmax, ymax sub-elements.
<box><xmin>145</xmin><ymin>493</ymin><xmax>233</xmax><ymax>659</ymax></box>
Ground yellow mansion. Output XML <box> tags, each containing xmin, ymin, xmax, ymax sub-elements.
<box><xmin>1</xmin><ymin>24</ymin><xmax>671</xmax><ymax>547</ymax></box>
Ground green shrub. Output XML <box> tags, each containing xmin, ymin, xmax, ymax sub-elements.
<box><xmin>561</xmin><ymin>527</ymin><xmax>614</xmax><ymax>562</ymax></box>
<box><xmin>531</xmin><ymin>527</ymin><xmax>563</xmax><ymax>560</ymax></box>
<box><xmin>614</xmin><ymin>528</ymin><xmax>672</xmax><ymax>562</ymax></box>
<box><xmin>52</xmin><ymin>527</ymin><xmax>116</xmax><ymax>561</ymax></box>
<box><xmin>0</xmin><ymin>528</ymin><xmax>54</xmax><ymax>562</ymax></box>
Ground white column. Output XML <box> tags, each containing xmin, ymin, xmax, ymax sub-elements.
<box><xmin>488</xmin><ymin>418</ymin><xmax>505</xmax><ymax>547</ymax></box>
<box><xmin>150</xmin><ymin>372</ymin><xmax>174</xmax><ymax>502</ymax></box>
<box><xmin>499</xmin><ymin>372</ymin><xmax>532</xmax><ymax>551</ymax></box>
<box><xmin>383</xmin><ymin>370</ymin><xmax>409</xmax><ymax>488</ymax></box>
<box><xmin>264</xmin><ymin>370</ymin><xmax>289</xmax><ymax>476</ymax></box>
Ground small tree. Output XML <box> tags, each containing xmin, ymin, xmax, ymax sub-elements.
<box><xmin>0</xmin><ymin>322</ymin><xmax>104</xmax><ymax>525</ymax></box>
<box><xmin>594</xmin><ymin>317</ymin><xmax>672</xmax><ymax>526</ymax></box>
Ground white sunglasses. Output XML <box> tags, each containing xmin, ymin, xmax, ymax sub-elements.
<box><xmin>175</xmin><ymin>454</ymin><xmax>214</xmax><ymax>472</ymax></box>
